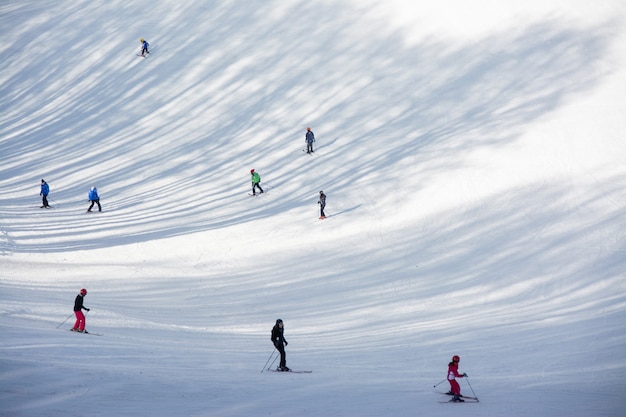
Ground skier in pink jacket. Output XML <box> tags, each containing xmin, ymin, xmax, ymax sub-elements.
<box><xmin>447</xmin><ymin>355</ymin><xmax>467</xmax><ymax>402</ymax></box>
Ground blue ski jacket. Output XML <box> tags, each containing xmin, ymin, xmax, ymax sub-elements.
<box><xmin>88</xmin><ymin>187</ymin><xmax>99</xmax><ymax>201</ymax></box>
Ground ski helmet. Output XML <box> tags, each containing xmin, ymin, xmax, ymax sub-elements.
<box><xmin>276</xmin><ymin>319</ymin><xmax>283</xmax><ymax>324</ymax></box>
<box><xmin>452</xmin><ymin>355</ymin><xmax>460</xmax><ymax>362</ymax></box>
<box><xmin>80</xmin><ymin>288</ymin><xmax>87</xmax><ymax>295</ymax></box>
<box><xmin>250</xmin><ymin>169</ymin><xmax>255</xmax><ymax>174</ymax></box>
<box><xmin>140</xmin><ymin>38</ymin><xmax>144</xmax><ymax>42</ymax></box>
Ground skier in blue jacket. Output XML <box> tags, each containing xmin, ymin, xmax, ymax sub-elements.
<box><xmin>87</xmin><ymin>186</ymin><xmax>102</xmax><ymax>212</ymax></box>
<box><xmin>305</xmin><ymin>127</ymin><xmax>315</xmax><ymax>154</ymax></box>
<box><xmin>40</xmin><ymin>179</ymin><xmax>50</xmax><ymax>208</ymax></box>
<box><xmin>140</xmin><ymin>38</ymin><xmax>150</xmax><ymax>57</ymax></box>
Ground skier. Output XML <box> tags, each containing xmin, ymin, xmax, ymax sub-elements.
<box><xmin>318</xmin><ymin>191</ymin><xmax>326</xmax><ymax>219</ymax></box>
<box><xmin>250</xmin><ymin>169</ymin><xmax>264</xmax><ymax>195</ymax></box>
<box><xmin>40</xmin><ymin>179</ymin><xmax>50</xmax><ymax>208</ymax></box>
<box><xmin>71</xmin><ymin>288</ymin><xmax>90</xmax><ymax>332</ymax></box>
<box><xmin>87</xmin><ymin>186</ymin><xmax>102</xmax><ymax>212</ymax></box>
<box><xmin>140</xmin><ymin>38</ymin><xmax>150</xmax><ymax>57</ymax></box>
<box><xmin>271</xmin><ymin>319</ymin><xmax>289</xmax><ymax>371</ymax></box>
<box><xmin>305</xmin><ymin>127</ymin><xmax>315</xmax><ymax>154</ymax></box>
<box><xmin>447</xmin><ymin>355</ymin><xmax>467</xmax><ymax>402</ymax></box>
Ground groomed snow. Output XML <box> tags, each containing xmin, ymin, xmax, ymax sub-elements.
<box><xmin>1</xmin><ymin>1</ymin><xmax>625</xmax><ymax>416</ymax></box>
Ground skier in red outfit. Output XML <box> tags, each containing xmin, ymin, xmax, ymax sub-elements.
<box><xmin>71</xmin><ymin>289</ymin><xmax>90</xmax><ymax>332</ymax></box>
<box><xmin>447</xmin><ymin>355</ymin><xmax>467</xmax><ymax>402</ymax></box>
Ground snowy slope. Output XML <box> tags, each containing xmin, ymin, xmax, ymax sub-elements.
<box><xmin>1</xmin><ymin>1</ymin><xmax>625</xmax><ymax>416</ymax></box>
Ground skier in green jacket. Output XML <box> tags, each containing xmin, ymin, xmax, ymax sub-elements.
<box><xmin>250</xmin><ymin>169</ymin><xmax>264</xmax><ymax>195</ymax></box>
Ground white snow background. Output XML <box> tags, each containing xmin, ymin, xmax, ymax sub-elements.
<box><xmin>1</xmin><ymin>1</ymin><xmax>625</xmax><ymax>416</ymax></box>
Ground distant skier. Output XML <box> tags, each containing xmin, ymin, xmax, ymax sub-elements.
<box><xmin>40</xmin><ymin>179</ymin><xmax>50</xmax><ymax>208</ymax></box>
<box><xmin>318</xmin><ymin>191</ymin><xmax>326</xmax><ymax>219</ymax></box>
<box><xmin>305</xmin><ymin>127</ymin><xmax>315</xmax><ymax>154</ymax></box>
<box><xmin>71</xmin><ymin>288</ymin><xmax>90</xmax><ymax>333</ymax></box>
<box><xmin>87</xmin><ymin>186</ymin><xmax>102</xmax><ymax>212</ymax></box>
<box><xmin>271</xmin><ymin>319</ymin><xmax>289</xmax><ymax>371</ymax></box>
<box><xmin>250</xmin><ymin>169</ymin><xmax>264</xmax><ymax>195</ymax></box>
<box><xmin>447</xmin><ymin>355</ymin><xmax>467</xmax><ymax>402</ymax></box>
<box><xmin>139</xmin><ymin>38</ymin><xmax>150</xmax><ymax>57</ymax></box>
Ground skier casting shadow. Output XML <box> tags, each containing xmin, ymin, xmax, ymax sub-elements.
<box><xmin>140</xmin><ymin>38</ymin><xmax>150</xmax><ymax>57</ymax></box>
<box><xmin>318</xmin><ymin>190</ymin><xmax>326</xmax><ymax>219</ymax></box>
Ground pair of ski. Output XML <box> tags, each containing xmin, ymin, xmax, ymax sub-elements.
<box><xmin>268</xmin><ymin>369</ymin><xmax>312</xmax><ymax>374</ymax></box>
<box><xmin>437</xmin><ymin>392</ymin><xmax>479</xmax><ymax>403</ymax></box>
<box><xmin>35</xmin><ymin>205</ymin><xmax>105</xmax><ymax>212</ymax></box>
<box><xmin>69</xmin><ymin>329</ymin><xmax>103</xmax><ymax>336</ymax></box>
<box><xmin>136</xmin><ymin>44</ymin><xmax>156</xmax><ymax>58</ymax></box>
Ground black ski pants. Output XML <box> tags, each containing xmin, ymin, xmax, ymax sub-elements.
<box><xmin>88</xmin><ymin>199</ymin><xmax>102</xmax><ymax>212</ymax></box>
<box><xmin>275</xmin><ymin>343</ymin><xmax>286</xmax><ymax>368</ymax></box>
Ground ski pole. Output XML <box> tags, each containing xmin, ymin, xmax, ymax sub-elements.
<box><xmin>56</xmin><ymin>313</ymin><xmax>74</xmax><ymax>328</ymax></box>
<box><xmin>261</xmin><ymin>349</ymin><xmax>276</xmax><ymax>373</ymax></box>
<box><xmin>268</xmin><ymin>350</ymin><xmax>279</xmax><ymax>370</ymax></box>
<box><xmin>433</xmin><ymin>378</ymin><xmax>447</xmax><ymax>388</ymax></box>
<box><xmin>464</xmin><ymin>376</ymin><xmax>479</xmax><ymax>400</ymax></box>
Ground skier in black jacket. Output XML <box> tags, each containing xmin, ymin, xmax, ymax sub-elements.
<box><xmin>71</xmin><ymin>288</ymin><xmax>90</xmax><ymax>332</ymax></box>
<box><xmin>271</xmin><ymin>319</ymin><xmax>289</xmax><ymax>371</ymax></box>
<box><xmin>318</xmin><ymin>191</ymin><xmax>326</xmax><ymax>219</ymax></box>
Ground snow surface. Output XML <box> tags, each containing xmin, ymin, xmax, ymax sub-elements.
<box><xmin>1</xmin><ymin>1</ymin><xmax>625</xmax><ymax>416</ymax></box>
